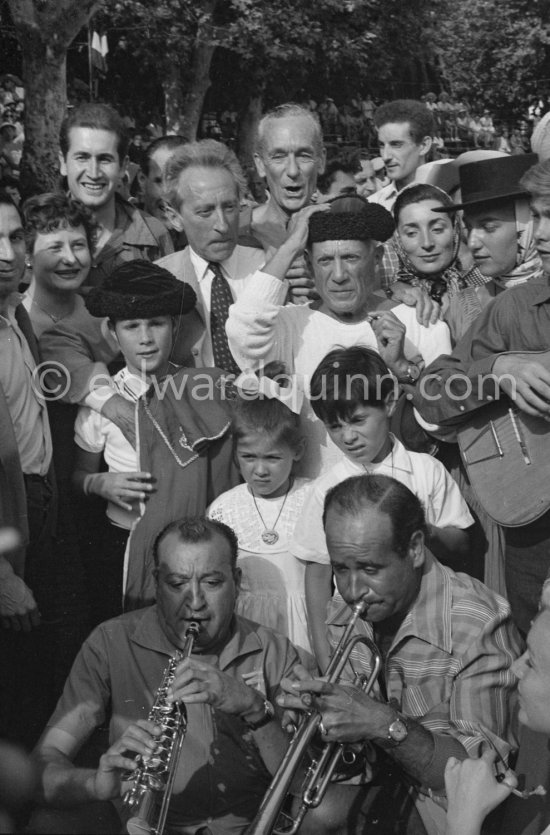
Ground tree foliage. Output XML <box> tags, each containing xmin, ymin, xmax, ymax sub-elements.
<box><xmin>430</xmin><ymin>0</ymin><xmax>550</xmax><ymax>115</ymax></box>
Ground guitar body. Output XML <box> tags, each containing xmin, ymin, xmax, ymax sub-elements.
<box><xmin>458</xmin><ymin>400</ymin><xmax>550</xmax><ymax>526</ymax></box>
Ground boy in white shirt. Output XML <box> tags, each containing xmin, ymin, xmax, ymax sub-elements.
<box><xmin>291</xmin><ymin>345</ymin><xmax>474</xmax><ymax>670</ymax></box>
<box><xmin>73</xmin><ymin>260</ymin><xmax>196</xmax><ymax>620</ymax></box>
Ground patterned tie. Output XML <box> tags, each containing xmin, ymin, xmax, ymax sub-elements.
<box><xmin>209</xmin><ymin>262</ymin><xmax>240</xmax><ymax>374</ymax></box>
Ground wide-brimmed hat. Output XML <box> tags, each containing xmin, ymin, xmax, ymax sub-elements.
<box><xmin>435</xmin><ymin>153</ymin><xmax>538</xmax><ymax>212</ymax></box>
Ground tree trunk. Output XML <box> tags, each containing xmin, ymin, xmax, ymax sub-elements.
<box><xmin>179</xmin><ymin>41</ymin><xmax>216</xmax><ymax>141</ymax></box>
<box><xmin>238</xmin><ymin>92</ymin><xmax>264</xmax><ymax>168</ymax></box>
<box><xmin>19</xmin><ymin>38</ymin><xmax>67</xmax><ymax>197</ymax></box>
<box><xmin>7</xmin><ymin>0</ymin><xmax>99</xmax><ymax>198</ymax></box>
<box><xmin>163</xmin><ymin>61</ymin><xmax>187</xmax><ymax>135</ymax></box>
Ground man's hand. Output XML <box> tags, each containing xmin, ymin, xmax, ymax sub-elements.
<box><xmin>369</xmin><ymin>310</ymin><xmax>408</xmax><ymax>374</ymax></box>
<box><xmin>0</xmin><ymin>556</ymin><xmax>41</xmax><ymax>632</ymax></box>
<box><xmin>100</xmin><ymin>394</ymin><xmax>137</xmax><ymax>447</ymax></box>
<box><xmin>493</xmin><ymin>353</ymin><xmax>550</xmax><ymax>419</ymax></box>
<box><xmin>277</xmin><ymin>677</ymin><xmax>393</xmax><ymax>744</ymax></box>
<box><xmin>285</xmin><ymin>255</ymin><xmax>318</xmax><ymax>303</ymax></box>
<box><xmin>93</xmin><ymin>720</ymin><xmax>162</xmax><ymax>801</ymax></box>
<box><xmin>84</xmin><ymin>471</ymin><xmax>155</xmax><ymax>511</ymax></box>
<box><xmin>388</xmin><ymin>282</ymin><xmax>443</xmax><ymax>326</ymax></box>
<box><xmin>444</xmin><ymin>749</ymin><xmax>516</xmax><ymax>835</ymax></box>
<box><xmin>167</xmin><ymin>657</ymin><xmax>265</xmax><ymax>719</ymax></box>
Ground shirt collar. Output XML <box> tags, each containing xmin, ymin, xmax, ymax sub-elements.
<box><xmin>327</xmin><ymin>551</ymin><xmax>453</xmax><ymax>656</ymax></box>
<box><xmin>189</xmin><ymin>246</ymin><xmax>239</xmax><ymax>282</ymax></box>
<box><xmin>114</xmin><ymin>195</ymin><xmax>159</xmax><ymax>247</ymax></box>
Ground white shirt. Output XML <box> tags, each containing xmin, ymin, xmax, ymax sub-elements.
<box><xmin>74</xmin><ymin>367</ymin><xmax>148</xmax><ymax>529</ymax></box>
<box><xmin>368</xmin><ymin>181</ymin><xmax>399</xmax><ymax>212</ymax></box>
<box><xmin>227</xmin><ymin>271</ymin><xmax>451</xmax><ymax>477</ymax></box>
<box><xmin>0</xmin><ymin>304</ymin><xmax>52</xmax><ymax>475</ymax></box>
<box><xmin>157</xmin><ymin>244</ymin><xmax>265</xmax><ymax>368</ymax></box>
<box><xmin>290</xmin><ymin>436</ymin><xmax>474</xmax><ymax>564</ymax></box>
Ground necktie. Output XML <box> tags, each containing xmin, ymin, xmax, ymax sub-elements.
<box><xmin>209</xmin><ymin>262</ymin><xmax>240</xmax><ymax>374</ymax></box>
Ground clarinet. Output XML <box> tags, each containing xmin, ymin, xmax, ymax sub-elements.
<box><xmin>122</xmin><ymin>621</ymin><xmax>200</xmax><ymax>835</ymax></box>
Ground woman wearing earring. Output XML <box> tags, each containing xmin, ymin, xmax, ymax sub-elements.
<box><xmin>21</xmin><ymin>193</ymin><xmax>94</xmax><ymax>338</ymax></box>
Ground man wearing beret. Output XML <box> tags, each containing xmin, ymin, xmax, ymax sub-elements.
<box><xmin>227</xmin><ymin>195</ymin><xmax>452</xmax><ymax>477</ymax></box>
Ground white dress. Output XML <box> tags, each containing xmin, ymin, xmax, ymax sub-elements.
<box><xmin>208</xmin><ymin>478</ymin><xmax>313</xmax><ymax>656</ymax></box>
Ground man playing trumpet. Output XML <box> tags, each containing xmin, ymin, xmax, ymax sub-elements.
<box><xmin>32</xmin><ymin>517</ymin><xmax>312</xmax><ymax>834</ymax></box>
<box><xmin>278</xmin><ymin>474</ymin><xmax>521</xmax><ymax>835</ymax></box>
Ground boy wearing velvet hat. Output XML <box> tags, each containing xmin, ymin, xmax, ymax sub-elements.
<box><xmin>74</xmin><ymin>260</ymin><xmax>238</xmax><ymax>614</ymax></box>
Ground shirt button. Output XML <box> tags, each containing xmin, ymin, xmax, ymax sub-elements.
<box><xmin>459</xmin><ymin>405</ymin><xmax>465</xmax><ymax>411</ymax></box>
<box><xmin>487</xmin><ymin>394</ymin><xmax>494</xmax><ymax>401</ymax></box>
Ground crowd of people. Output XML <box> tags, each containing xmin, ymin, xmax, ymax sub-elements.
<box><xmin>2</xmin><ymin>94</ymin><xmax>550</xmax><ymax>835</ymax></box>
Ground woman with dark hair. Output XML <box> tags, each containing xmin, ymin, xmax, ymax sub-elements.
<box><xmin>392</xmin><ymin>183</ymin><xmax>494</xmax><ymax>343</ymax></box>
<box><xmin>22</xmin><ymin>192</ymin><xmax>95</xmax><ymax>337</ymax></box>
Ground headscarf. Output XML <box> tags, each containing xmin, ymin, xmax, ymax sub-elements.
<box><xmin>493</xmin><ymin>199</ymin><xmax>543</xmax><ymax>289</ymax></box>
<box><xmin>392</xmin><ymin>184</ymin><xmax>488</xmax><ymax>301</ymax></box>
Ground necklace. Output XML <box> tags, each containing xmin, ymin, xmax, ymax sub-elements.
<box><xmin>30</xmin><ymin>296</ymin><xmax>70</xmax><ymax>324</ymax></box>
<box><xmin>251</xmin><ymin>480</ymin><xmax>292</xmax><ymax>545</ymax></box>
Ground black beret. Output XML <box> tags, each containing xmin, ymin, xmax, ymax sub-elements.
<box><xmin>308</xmin><ymin>200</ymin><xmax>395</xmax><ymax>244</ymax></box>
<box><xmin>86</xmin><ymin>259</ymin><xmax>196</xmax><ymax>319</ymax></box>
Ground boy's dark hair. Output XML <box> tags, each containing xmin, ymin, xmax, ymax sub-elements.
<box><xmin>59</xmin><ymin>103</ymin><xmax>129</xmax><ymax>162</ymax></box>
<box><xmin>309</xmin><ymin>346</ymin><xmax>395</xmax><ymax>424</ymax></box>
<box><xmin>0</xmin><ymin>188</ymin><xmax>18</xmax><ymax>211</ymax></box>
<box><xmin>373</xmin><ymin>99</ymin><xmax>435</xmax><ymax>145</ymax></box>
<box><xmin>153</xmin><ymin>516</ymin><xmax>239</xmax><ymax>570</ymax></box>
<box><xmin>323</xmin><ymin>474</ymin><xmax>427</xmax><ymax>558</ymax></box>
<box><xmin>22</xmin><ymin>192</ymin><xmax>96</xmax><ymax>252</ymax></box>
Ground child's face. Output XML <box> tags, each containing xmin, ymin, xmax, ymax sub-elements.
<box><xmin>325</xmin><ymin>403</ymin><xmax>391</xmax><ymax>466</ymax></box>
<box><xmin>111</xmin><ymin>316</ymin><xmax>174</xmax><ymax>378</ymax></box>
<box><xmin>236</xmin><ymin>430</ymin><xmax>302</xmax><ymax>499</ymax></box>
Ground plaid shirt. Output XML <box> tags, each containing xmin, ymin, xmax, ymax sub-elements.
<box><xmin>326</xmin><ymin>551</ymin><xmax>521</xmax><ymax>761</ymax></box>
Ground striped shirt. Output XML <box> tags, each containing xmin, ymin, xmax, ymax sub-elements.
<box><xmin>326</xmin><ymin>551</ymin><xmax>521</xmax><ymax>761</ymax></box>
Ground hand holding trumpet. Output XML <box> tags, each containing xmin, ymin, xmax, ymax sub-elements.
<box><xmin>277</xmin><ymin>670</ymin><xmax>394</xmax><ymax>744</ymax></box>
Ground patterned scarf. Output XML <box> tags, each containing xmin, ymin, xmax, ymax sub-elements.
<box><xmin>493</xmin><ymin>200</ymin><xmax>544</xmax><ymax>289</ymax></box>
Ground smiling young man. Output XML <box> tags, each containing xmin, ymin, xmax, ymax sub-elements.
<box><xmin>33</xmin><ymin>516</ymin><xmax>310</xmax><ymax>835</ymax></box>
<box><xmin>59</xmin><ymin>103</ymin><xmax>173</xmax><ymax>287</ymax></box>
<box><xmin>368</xmin><ymin>100</ymin><xmax>435</xmax><ymax>212</ymax></box>
<box><xmin>278</xmin><ymin>475</ymin><xmax>520</xmax><ymax>835</ymax></box>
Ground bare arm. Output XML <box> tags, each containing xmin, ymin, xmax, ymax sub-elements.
<box><xmin>35</xmin><ymin>723</ymin><xmax>161</xmax><ymax>807</ymax></box>
<box><xmin>305</xmin><ymin>562</ymin><xmax>332</xmax><ymax>673</ymax></box>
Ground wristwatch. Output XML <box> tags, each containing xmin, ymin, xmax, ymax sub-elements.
<box><xmin>243</xmin><ymin>698</ymin><xmax>275</xmax><ymax>730</ymax></box>
<box><xmin>386</xmin><ymin>712</ymin><xmax>409</xmax><ymax>746</ymax></box>
<box><xmin>397</xmin><ymin>363</ymin><xmax>421</xmax><ymax>385</ymax></box>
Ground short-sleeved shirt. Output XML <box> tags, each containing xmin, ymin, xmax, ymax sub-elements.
<box><xmin>47</xmin><ymin>606</ymin><xmax>307</xmax><ymax>834</ymax></box>
<box><xmin>291</xmin><ymin>436</ymin><xmax>473</xmax><ymax>564</ymax></box>
<box><xmin>74</xmin><ymin>367</ymin><xmax>148</xmax><ymax>528</ymax></box>
<box><xmin>326</xmin><ymin>552</ymin><xmax>520</xmax><ymax>763</ymax></box>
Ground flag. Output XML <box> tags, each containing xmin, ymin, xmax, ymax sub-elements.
<box><xmin>91</xmin><ymin>30</ymin><xmax>109</xmax><ymax>76</ymax></box>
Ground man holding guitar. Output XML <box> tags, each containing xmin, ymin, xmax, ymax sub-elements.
<box><xmin>410</xmin><ymin>157</ymin><xmax>550</xmax><ymax>636</ymax></box>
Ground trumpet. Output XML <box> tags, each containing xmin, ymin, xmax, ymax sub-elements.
<box><xmin>123</xmin><ymin>621</ymin><xmax>199</xmax><ymax>835</ymax></box>
<box><xmin>248</xmin><ymin>599</ymin><xmax>382</xmax><ymax>835</ymax></box>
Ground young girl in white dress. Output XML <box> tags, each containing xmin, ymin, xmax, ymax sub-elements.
<box><xmin>208</xmin><ymin>373</ymin><xmax>313</xmax><ymax>657</ymax></box>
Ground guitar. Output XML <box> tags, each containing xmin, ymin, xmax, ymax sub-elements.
<box><xmin>458</xmin><ymin>399</ymin><xmax>550</xmax><ymax>526</ymax></box>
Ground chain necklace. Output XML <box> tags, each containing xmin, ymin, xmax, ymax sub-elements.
<box><xmin>30</xmin><ymin>296</ymin><xmax>71</xmax><ymax>324</ymax></box>
<box><xmin>251</xmin><ymin>479</ymin><xmax>292</xmax><ymax>545</ymax></box>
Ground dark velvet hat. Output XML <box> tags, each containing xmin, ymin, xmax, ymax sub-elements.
<box><xmin>308</xmin><ymin>195</ymin><xmax>395</xmax><ymax>244</ymax></box>
<box><xmin>86</xmin><ymin>259</ymin><xmax>196</xmax><ymax>319</ymax></box>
